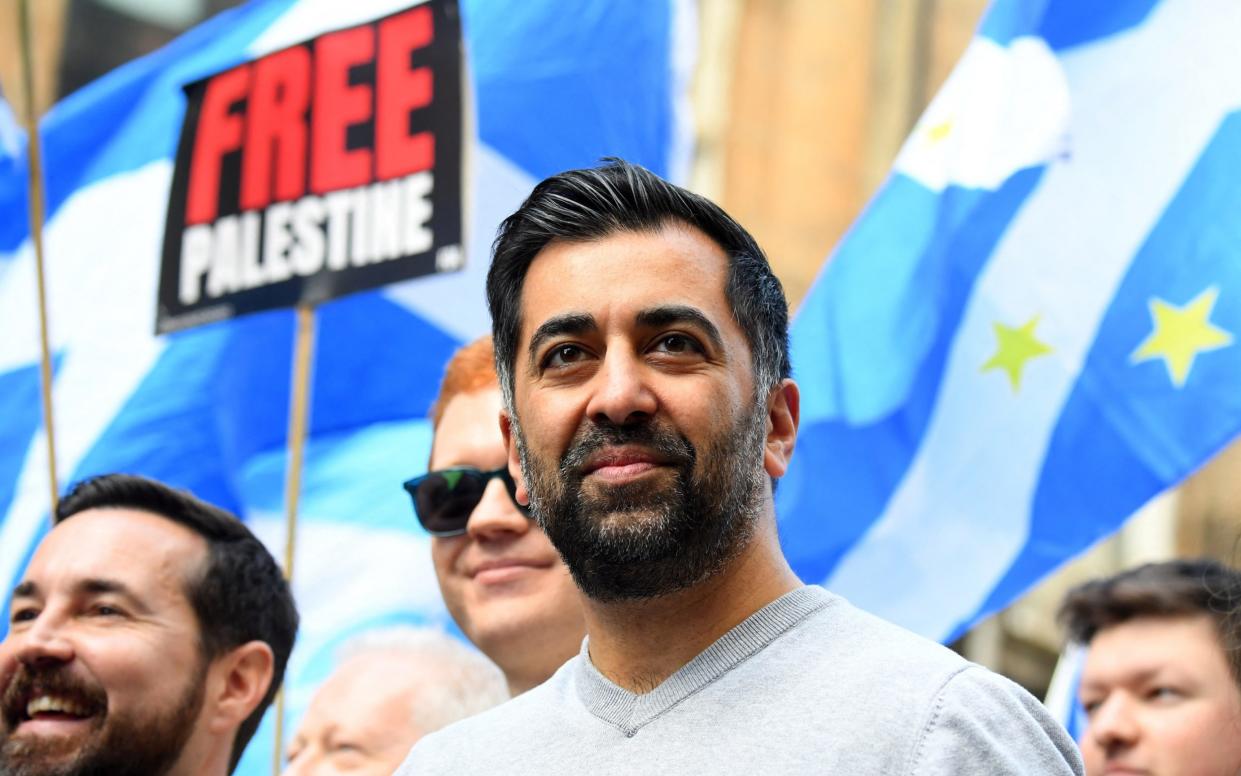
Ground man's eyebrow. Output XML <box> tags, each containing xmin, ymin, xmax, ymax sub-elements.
<box><xmin>636</xmin><ymin>305</ymin><xmax>724</xmax><ymax>352</ymax></box>
<box><xmin>527</xmin><ymin>313</ymin><xmax>598</xmax><ymax>369</ymax></box>
<box><xmin>1080</xmin><ymin>665</ymin><xmax>1163</xmax><ymax>691</ymax></box>
<box><xmin>10</xmin><ymin>578</ymin><xmax>146</xmax><ymax>609</ymax></box>
<box><xmin>78</xmin><ymin>578</ymin><xmax>131</xmax><ymax>596</ymax></box>
<box><xmin>77</xmin><ymin>578</ymin><xmax>150</xmax><ymax>610</ymax></box>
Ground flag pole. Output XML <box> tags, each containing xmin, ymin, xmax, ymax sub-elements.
<box><xmin>17</xmin><ymin>0</ymin><xmax>59</xmax><ymax>511</ymax></box>
<box><xmin>272</xmin><ymin>302</ymin><xmax>316</xmax><ymax>775</ymax></box>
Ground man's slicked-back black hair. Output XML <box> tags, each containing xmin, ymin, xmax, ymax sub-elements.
<box><xmin>1058</xmin><ymin>558</ymin><xmax>1241</xmax><ymax>687</ymax></box>
<box><xmin>55</xmin><ymin>473</ymin><xmax>299</xmax><ymax>773</ymax></box>
<box><xmin>486</xmin><ymin>158</ymin><xmax>791</xmax><ymax>409</ymax></box>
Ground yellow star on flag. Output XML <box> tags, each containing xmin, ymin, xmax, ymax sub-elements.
<box><xmin>927</xmin><ymin>120</ymin><xmax>953</xmax><ymax>143</ymax></box>
<box><xmin>1131</xmin><ymin>287</ymin><xmax>1233</xmax><ymax>388</ymax></box>
<box><xmin>981</xmin><ymin>316</ymin><xmax>1053</xmax><ymax>392</ymax></box>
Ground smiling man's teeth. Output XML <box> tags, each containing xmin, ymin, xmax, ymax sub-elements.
<box><xmin>26</xmin><ymin>695</ymin><xmax>88</xmax><ymax>718</ymax></box>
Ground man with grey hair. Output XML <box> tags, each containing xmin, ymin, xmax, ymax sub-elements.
<box><xmin>398</xmin><ymin>160</ymin><xmax>1082</xmax><ymax>773</ymax></box>
<box><xmin>282</xmin><ymin>627</ymin><xmax>506</xmax><ymax>776</ymax></box>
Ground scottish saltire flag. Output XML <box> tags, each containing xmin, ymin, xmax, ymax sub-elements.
<box><xmin>0</xmin><ymin>1</ymin><xmax>694</xmax><ymax>772</ymax></box>
<box><xmin>778</xmin><ymin>0</ymin><xmax>1241</xmax><ymax>647</ymax></box>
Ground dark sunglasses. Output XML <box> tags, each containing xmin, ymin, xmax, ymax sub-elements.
<box><xmin>402</xmin><ymin>466</ymin><xmax>530</xmax><ymax>537</ymax></box>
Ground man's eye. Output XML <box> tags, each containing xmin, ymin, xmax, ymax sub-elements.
<box><xmin>653</xmin><ymin>334</ymin><xmax>702</xmax><ymax>355</ymax></box>
<box><xmin>89</xmin><ymin>604</ymin><xmax>123</xmax><ymax>617</ymax></box>
<box><xmin>1149</xmin><ymin>686</ymin><xmax>1183</xmax><ymax>702</ymax></box>
<box><xmin>330</xmin><ymin>741</ymin><xmax>367</xmax><ymax>763</ymax></box>
<box><xmin>10</xmin><ymin>607</ymin><xmax>38</xmax><ymax>624</ymax></box>
<box><xmin>544</xmin><ymin>344</ymin><xmax>587</xmax><ymax>368</ymax></box>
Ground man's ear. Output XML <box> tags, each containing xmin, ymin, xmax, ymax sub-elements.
<box><xmin>763</xmin><ymin>379</ymin><xmax>799</xmax><ymax>479</ymax></box>
<box><xmin>204</xmin><ymin>641</ymin><xmax>275</xmax><ymax>736</ymax></box>
<box><xmin>500</xmin><ymin>410</ymin><xmax>530</xmax><ymax>506</ymax></box>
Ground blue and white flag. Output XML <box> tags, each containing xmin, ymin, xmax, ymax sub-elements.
<box><xmin>778</xmin><ymin>0</ymin><xmax>1241</xmax><ymax>644</ymax></box>
<box><xmin>0</xmin><ymin>88</ymin><xmax>21</xmax><ymax>162</ymax></box>
<box><xmin>0</xmin><ymin>1</ymin><xmax>694</xmax><ymax>771</ymax></box>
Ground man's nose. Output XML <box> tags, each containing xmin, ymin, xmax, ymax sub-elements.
<box><xmin>585</xmin><ymin>349</ymin><xmax>656</xmax><ymax>427</ymax></box>
<box><xmin>12</xmin><ymin>613</ymin><xmax>75</xmax><ymax>667</ymax></box>
<box><xmin>1088</xmin><ymin>694</ymin><xmax>1139</xmax><ymax>750</ymax></box>
<box><xmin>466</xmin><ymin>478</ymin><xmax>532</xmax><ymax>542</ymax></box>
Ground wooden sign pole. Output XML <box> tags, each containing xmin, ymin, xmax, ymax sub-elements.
<box><xmin>17</xmin><ymin>0</ymin><xmax>59</xmax><ymax>512</ymax></box>
<box><xmin>272</xmin><ymin>302</ymin><xmax>316</xmax><ymax>775</ymax></box>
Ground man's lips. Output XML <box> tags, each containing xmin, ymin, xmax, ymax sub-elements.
<box><xmin>581</xmin><ymin>448</ymin><xmax>670</xmax><ymax>482</ymax></box>
<box><xmin>14</xmin><ymin>714</ymin><xmax>96</xmax><ymax>738</ymax></box>
<box><xmin>469</xmin><ymin>557</ymin><xmax>555</xmax><ymax>585</ymax></box>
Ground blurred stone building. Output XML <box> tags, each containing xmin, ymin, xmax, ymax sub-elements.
<box><xmin>3</xmin><ymin>0</ymin><xmax>1238</xmax><ymax>698</ymax></box>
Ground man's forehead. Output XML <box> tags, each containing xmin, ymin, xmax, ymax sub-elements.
<box><xmin>1083</xmin><ymin>614</ymin><xmax>1224</xmax><ymax>679</ymax></box>
<box><xmin>430</xmin><ymin>389</ymin><xmax>506</xmax><ymax>468</ymax></box>
<box><xmin>49</xmin><ymin>506</ymin><xmax>204</xmax><ymax>547</ymax></box>
<box><xmin>518</xmin><ymin>226</ymin><xmax>733</xmax><ymax>331</ymax></box>
<box><xmin>317</xmin><ymin>652</ymin><xmax>438</xmax><ymax>719</ymax></box>
<box><xmin>23</xmin><ymin>507</ymin><xmax>207</xmax><ymax>594</ymax></box>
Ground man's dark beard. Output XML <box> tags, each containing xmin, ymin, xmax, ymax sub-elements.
<box><xmin>516</xmin><ymin>401</ymin><xmax>768</xmax><ymax>602</ymax></box>
<box><xmin>0</xmin><ymin>657</ymin><xmax>207</xmax><ymax>776</ymax></box>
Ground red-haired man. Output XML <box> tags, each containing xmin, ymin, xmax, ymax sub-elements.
<box><xmin>406</xmin><ymin>336</ymin><xmax>585</xmax><ymax>695</ymax></box>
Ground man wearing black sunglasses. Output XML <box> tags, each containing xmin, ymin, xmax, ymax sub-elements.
<box><xmin>406</xmin><ymin>336</ymin><xmax>585</xmax><ymax>696</ymax></box>
<box><xmin>397</xmin><ymin>160</ymin><xmax>1082</xmax><ymax>774</ymax></box>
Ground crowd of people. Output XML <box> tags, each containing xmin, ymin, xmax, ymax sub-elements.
<box><xmin>1</xmin><ymin>161</ymin><xmax>1238</xmax><ymax>775</ymax></box>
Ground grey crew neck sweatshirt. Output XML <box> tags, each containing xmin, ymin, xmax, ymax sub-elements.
<box><xmin>576</xmin><ymin>585</ymin><xmax>831</xmax><ymax>738</ymax></box>
<box><xmin>397</xmin><ymin>586</ymin><xmax>1083</xmax><ymax>774</ymax></box>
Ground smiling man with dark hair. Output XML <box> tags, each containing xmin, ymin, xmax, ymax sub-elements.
<box><xmin>0</xmin><ymin>473</ymin><xmax>298</xmax><ymax>776</ymax></box>
<box><xmin>397</xmin><ymin>160</ymin><xmax>1082</xmax><ymax>774</ymax></box>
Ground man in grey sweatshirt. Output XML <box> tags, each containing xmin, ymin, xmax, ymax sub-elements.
<box><xmin>396</xmin><ymin>160</ymin><xmax>1083</xmax><ymax>774</ymax></box>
